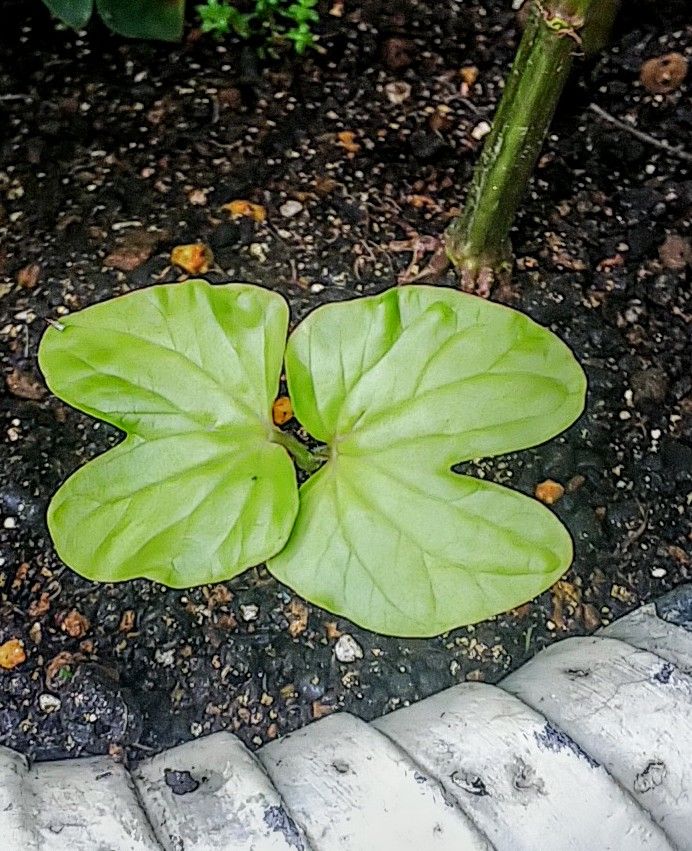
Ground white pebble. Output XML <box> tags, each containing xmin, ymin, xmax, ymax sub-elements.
<box><xmin>334</xmin><ymin>633</ymin><xmax>364</xmax><ymax>663</ymax></box>
<box><xmin>280</xmin><ymin>200</ymin><xmax>304</xmax><ymax>218</ymax></box>
<box><xmin>154</xmin><ymin>648</ymin><xmax>175</xmax><ymax>667</ymax></box>
<box><xmin>249</xmin><ymin>243</ymin><xmax>267</xmax><ymax>262</ymax></box>
<box><xmin>385</xmin><ymin>81</ymin><xmax>412</xmax><ymax>104</ymax></box>
<box><xmin>471</xmin><ymin>121</ymin><xmax>491</xmax><ymax>141</ymax></box>
<box><xmin>38</xmin><ymin>694</ymin><xmax>61</xmax><ymax>714</ymax></box>
<box><xmin>240</xmin><ymin>603</ymin><xmax>259</xmax><ymax>622</ymax></box>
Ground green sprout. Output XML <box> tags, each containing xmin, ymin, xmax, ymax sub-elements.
<box><xmin>195</xmin><ymin>0</ymin><xmax>319</xmax><ymax>54</ymax></box>
<box><xmin>39</xmin><ymin>280</ymin><xmax>586</xmax><ymax>637</ymax></box>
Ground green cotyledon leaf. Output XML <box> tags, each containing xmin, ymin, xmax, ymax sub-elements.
<box><xmin>38</xmin><ymin>281</ymin><xmax>298</xmax><ymax>587</ymax></box>
<box><xmin>268</xmin><ymin>286</ymin><xmax>587</xmax><ymax>637</ymax></box>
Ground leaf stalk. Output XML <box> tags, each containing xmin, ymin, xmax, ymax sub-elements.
<box><xmin>271</xmin><ymin>428</ymin><xmax>324</xmax><ymax>474</ymax></box>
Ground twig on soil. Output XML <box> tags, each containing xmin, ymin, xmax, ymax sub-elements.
<box><xmin>624</xmin><ymin>503</ymin><xmax>650</xmax><ymax>551</ymax></box>
<box><xmin>206</xmin><ymin>138</ymin><xmax>240</xmax><ymax>153</ymax></box>
<box><xmin>458</xmin><ymin>97</ymin><xmax>482</xmax><ymax>116</ymax></box>
<box><xmin>524</xmin><ymin>624</ymin><xmax>535</xmax><ymax>653</ymax></box>
<box><xmin>589</xmin><ymin>103</ymin><xmax>692</xmax><ymax>163</ymax></box>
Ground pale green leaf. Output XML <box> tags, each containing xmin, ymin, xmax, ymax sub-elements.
<box><xmin>39</xmin><ymin>281</ymin><xmax>298</xmax><ymax>587</ymax></box>
<box><xmin>285</xmin><ymin>285</ymin><xmax>585</xmax><ymax>463</ymax></box>
<box><xmin>269</xmin><ymin>286</ymin><xmax>586</xmax><ymax>636</ymax></box>
<box><xmin>43</xmin><ymin>0</ymin><xmax>93</xmax><ymax>29</ymax></box>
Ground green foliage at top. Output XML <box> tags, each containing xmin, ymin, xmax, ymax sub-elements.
<box><xmin>197</xmin><ymin>0</ymin><xmax>252</xmax><ymax>38</ymax></box>
<box><xmin>39</xmin><ymin>281</ymin><xmax>586</xmax><ymax>637</ymax></box>
<box><xmin>197</xmin><ymin>0</ymin><xmax>319</xmax><ymax>54</ymax></box>
<box><xmin>41</xmin><ymin>0</ymin><xmax>318</xmax><ymax>49</ymax></box>
<box><xmin>42</xmin><ymin>0</ymin><xmax>185</xmax><ymax>40</ymax></box>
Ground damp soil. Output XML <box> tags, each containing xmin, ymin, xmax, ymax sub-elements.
<box><xmin>0</xmin><ymin>0</ymin><xmax>690</xmax><ymax>761</ymax></box>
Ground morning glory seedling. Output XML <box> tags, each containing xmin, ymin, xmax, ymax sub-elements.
<box><xmin>39</xmin><ymin>280</ymin><xmax>586</xmax><ymax>636</ymax></box>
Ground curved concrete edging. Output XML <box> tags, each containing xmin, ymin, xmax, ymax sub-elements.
<box><xmin>2</xmin><ymin>585</ymin><xmax>692</xmax><ymax>850</ymax></box>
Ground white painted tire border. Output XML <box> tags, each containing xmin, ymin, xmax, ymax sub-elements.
<box><xmin>2</xmin><ymin>584</ymin><xmax>692</xmax><ymax>851</ymax></box>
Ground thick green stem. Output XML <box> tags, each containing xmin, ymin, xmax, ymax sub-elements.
<box><xmin>271</xmin><ymin>428</ymin><xmax>323</xmax><ymax>474</ymax></box>
<box><xmin>445</xmin><ymin>0</ymin><xmax>604</xmax><ymax>292</ymax></box>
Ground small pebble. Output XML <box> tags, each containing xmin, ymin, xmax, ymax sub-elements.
<box><xmin>611</xmin><ymin>584</ymin><xmax>636</xmax><ymax>604</ymax></box>
<box><xmin>385</xmin><ymin>81</ymin><xmax>412</xmax><ymax>104</ymax></box>
<box><xmin>154</xmin><ymin>648</ymin><xmax>175</xmax><ymax>667</ymax></box>
<box><xmin>38</xmin><ymin>694</ymin><xmax>61</xmax><ymax>714</ymax></box>
<box><xmin>334</xmin><ymin>633</ymin><xmax>363</xmax><ymax>663</ymax></box>
<box><xmin>249</xmin><ymin>243</ymin><xmax>267</xmax><ymax>262</ymax></box>
<box><xmin>170</xmin><ymin>243</ymin><xmax>213</xmax><ymax>274</ymax></box>
<box><xmin>280</xmin><ymin>200</ymin><xmax>304</xmax><ymax>218</ymax></box>
<box><xmin>240</xmin><ymin>603</ymin><xmax>259</xmax><ymax>622</ymax></box>
<box><xmin>471</xmin><ymin>121</ymin><xmax>491</xmax><ymax>141</ymax></box>
<box><xmin>0</xmin><ymin>638</ymin><xmax>26</xmax><ymax>670</ymax></box>
<box><xmin>187</xmin><ymin>188</ymin><xmax>208</xmax><ymax>206</ymax></box>
<box><xmin>534</xmin><ymin>479</ymin><xmax>565</xmax><ymax>505</ymax></box>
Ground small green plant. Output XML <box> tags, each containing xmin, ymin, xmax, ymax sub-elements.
<box><xmin>197</xmin><ymin>0</ymin><xmax>252</xmax><ymax>38</ymax></box>
<box><xmin>196</xmin><ymin>0</ymin><xmax>319</xmax><ymax>54</ymax></box>
<box><xmin>39</xmin><ymin>281</ymin><xmax>585</xmax><ymax>637</ymax></box>
<box><xmin>42</xmin><ymin>0</ymin><xmax>185</xmax><ymax>40</ymax></box>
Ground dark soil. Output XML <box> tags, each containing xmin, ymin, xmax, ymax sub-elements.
<box><xmin>1</xmin><ymin>0</ymin><xmax>690</xmax><ymax>762</ymax></box>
